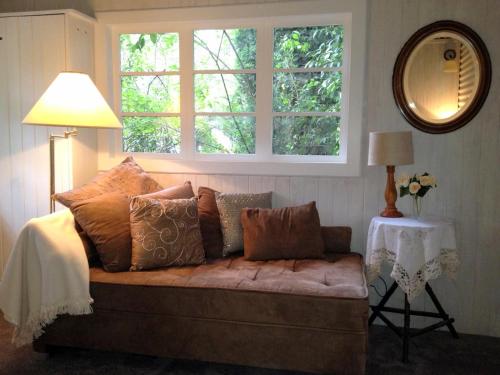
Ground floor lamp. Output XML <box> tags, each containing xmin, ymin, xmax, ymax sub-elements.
<box><xmin>22</xmin><ymin>72</ymin><xmax>122</xmax><ymax>213</ymax></box>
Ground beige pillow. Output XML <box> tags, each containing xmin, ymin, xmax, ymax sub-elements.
<box><xmin>215</xmin><ymin>192</ymin><xmax>272</xmax><ymax>256</ymax></box>
<box><xmin>54</xmin><ymin>156</ymin><xmax>162</xmax><ymax>207</ymax></box>
<box><xmin>129</xmin><ymin>197</ymin><xmax>205</xmax><ymax>271</ymax></box>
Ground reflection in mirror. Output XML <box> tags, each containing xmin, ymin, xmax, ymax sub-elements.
<box><xmin>403</xmin><ymin>32</ymin><xmax>479</xmax><ymax>124</ymax></box>
<box><xmin>393</xmin><ymin>20</ymin><xmax>491</xmax><ymax>134</ymax></box>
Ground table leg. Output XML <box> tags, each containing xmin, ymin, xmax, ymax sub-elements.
<box><xmin>402</xmin><ymin>293</ymin><xmax>410</xmax><ymax>362</ymax></box>
<box><xmin>425</xmin><ymin>283</ymin><xmax>459</xmax><ymax>339</ymax></box>
<box><xmin>369</xmin><ymin>281</ymin><xmax>398</xmax><ymax>325</ymax></box>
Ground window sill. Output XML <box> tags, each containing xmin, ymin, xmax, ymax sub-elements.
<box><xmin>98</xmin><ymin>152</ymin><xmax>361</xmax><ymax>177</ymax></box>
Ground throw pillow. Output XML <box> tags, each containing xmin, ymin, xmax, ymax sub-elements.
<box><xmin>197</xmin><ymin>186</ymin><xmax>223</xmax><ymax>258</ymax></box>
<box><xmin>138</xmin><ymin>181</ymin><xmax>194</xmax><ymax>200</ymax></box>
<box><xmin>70</xmin><ymin>192</ymin><xmax>131</xmax><ymax>272</ymax></box>
<box><xmin>241</xmin><ymin>201</ymin><xmax>325</xmax><ymax>261</ymax></box>
<box><xmin>54</xmin><ymin>156</ymin><xmax>162</xmax><ymax>207</ymax></box>
<box><xmin>129</xmin><ymin>197</ymin><xmax>205</xmax><ymax>271</ymax></box>
<box><xmin>215</xmin><ymin>192</ymin><xmax>272</xmax><ymax>256</ymax></box>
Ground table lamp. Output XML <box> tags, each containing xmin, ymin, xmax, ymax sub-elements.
<box><xmin>22</xmin><ymin>71</ymin><xmax>122</xmax><ymax>212</ymax></box>
<box><xmin>368</xmin><ymin>131</ymin><xmax>414</xmax><ymax>217</ymax></box>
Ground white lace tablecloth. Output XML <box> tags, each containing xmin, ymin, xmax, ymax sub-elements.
<box><xmin>365</xmin><ymin>216</ymin><xmax>459</xmax><ymax>302</ymax></box>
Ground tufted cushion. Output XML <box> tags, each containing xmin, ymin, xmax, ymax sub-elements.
<box><xmin>89</xmin><ymin>253</ymin><xmax>368</xmax><ymax>332</ymax></box>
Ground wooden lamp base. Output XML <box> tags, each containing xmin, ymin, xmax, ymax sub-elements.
<box><xmin>381</xmin><ymin>165</ymin><xmax>404</xmax><ymax>218</ymax></box>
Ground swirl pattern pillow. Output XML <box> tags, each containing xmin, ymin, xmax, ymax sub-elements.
<box><xmin>129</xmin><ymin>197</ymin><xmax>205</xmax><ymax>271</ymax></box>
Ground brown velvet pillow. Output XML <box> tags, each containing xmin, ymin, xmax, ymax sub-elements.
<box><xmin>70</xmin><ymin>192</ymin><xmax>131</xmax><ymax>272</ymax></box>
<box><xmin>74</xmin><ymin>221</ymin><xmax>98</xmax><ymax>264</ymax></box>
<box><xmin>197</xmin><ymin>186</ymin><xmax>223</xmax><ymax>258</ymax></box>
<box><xmin>241</xmin><ymin>201</ymin><xmax>325</xmax><ymax>261</ymax></box>
<box><xmin>138</xmin><ymin>181</ymin><xmax>194</xmax><ymax>200</ymax></box>
<box><xmin>54</xmin><ymin>156</ymin><xmax>162</xmax><ymax>208</ymax></box>
<box><xmin>129</xmin><ymin>197</ymin><xmax>205</xmax><ymax>271</ymax></box>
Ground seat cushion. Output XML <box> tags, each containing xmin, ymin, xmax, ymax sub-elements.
<box><xmin>89</xmin><ymin>253</ymin><xmax>368</xmax><ymax>332</ymax></box>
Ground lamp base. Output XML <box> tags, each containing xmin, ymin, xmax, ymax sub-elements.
<box><xmin>380</xmin><ymin>207</ymin><xmax>404</xmax><ymax>218</ymax></box>
<box><xmin>381</xmin><ymin>165</ymin><xmax>404</xmax><ymax>218</ymax></box>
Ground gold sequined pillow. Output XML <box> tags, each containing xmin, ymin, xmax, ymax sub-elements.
<box><xmin>129</xmin><ymin>197</ymin><xmax>205</xmax><ymax>271</ymax></box>
<box><xmin>215</xmin><ymin>192</ymin><xmax>272</xmax><ymax>256</ymax></box>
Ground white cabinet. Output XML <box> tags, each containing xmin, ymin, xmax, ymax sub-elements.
<box><xmin>0</xmin><ymin>10</ymin><xmax>96</xmax><ymax>276</ymax></box>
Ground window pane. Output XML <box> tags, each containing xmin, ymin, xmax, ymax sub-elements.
<box><xmin>273</xmin><ymin>25</ymin><xmax>343</xmax><ymax>68</ymax></box>
<box><xmin>194</xmin><ymin>29</ymin><xmax>256</xmax><ymax>70</ymax></box>
<box><xmin>123</xmin><ymin>117</ymin><xmax>180</xmax><ymax>153</ymax></box>
<box><xmin>273</xmin><ymin>116</ymin><xmax>340</xmax><ymax>156</ymax></box>
<box><xmin>195</xmin><ymin>116</ymin><xmax>255</xmax><ymax>154</ymax></box>
<box><xmin>121</xmin><ymin>75</ymin><xmax>180</xmax><ymax>113</ymax></box>
<box><xmin>195</xmin><ymin>74</ymin><xmax>256</xmax><ymax>112</ymax></box>
<box><xmin>273</xmin><ymin>72</ymin><xmax>342</xmax><ymax>112</ymax></box>
<box><xmin>120</xmin><ymin>33</ymin><xmax>179</xmax><ymax>72</ymax></box>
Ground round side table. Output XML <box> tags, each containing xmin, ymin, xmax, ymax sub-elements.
<box><xmin>365</xmin><ymin>216</ymin><xmax>460</xmax><ymax>362</ymax></box>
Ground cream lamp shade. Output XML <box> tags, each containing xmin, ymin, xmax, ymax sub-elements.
<box><xmin>368</xmin><ymin>131</ymin><xmax>414</xmax><ymax>166</ymax></box>
<box><xmin>22</xmin><ymin>71</ymin><xmax>122</xmax><ymax>129</ymax></box>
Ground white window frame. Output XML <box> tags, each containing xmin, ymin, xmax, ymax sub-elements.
<box><xmin>98</xmin><ymin>6</ymin><xmax>365</xmax><ymax>176</ymax></box>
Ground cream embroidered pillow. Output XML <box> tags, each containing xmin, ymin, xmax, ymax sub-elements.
<box><xmin>129</xmin><ymin>197</ymin><xmax>205</xmax><ymax>271</ymax></box>
<box><xmin>215</xmin><ymin>192</ymin><xmax>272</xmax><ymax>256</ymax></box>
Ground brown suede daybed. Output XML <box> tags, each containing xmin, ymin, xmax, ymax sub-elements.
<box><xmin>34</xmin><ymin>227</ymin><xmax>368</xmax><ymax>375</ymax></box>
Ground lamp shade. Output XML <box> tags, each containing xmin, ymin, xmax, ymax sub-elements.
<box><xmin>368</xmin><ymin>131</ymin><xmax>414</xmax><ymax>166</ymax></box>
<box><xmin>22</xmin><ymin>72</ymin><xmax>122</xmax><ymax>129</ymax></box>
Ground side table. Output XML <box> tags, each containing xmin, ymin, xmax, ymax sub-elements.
<box><xmin>365</xmin><ymin>216</ymin><xmax>460</xmax><ymax>362</ymax></box>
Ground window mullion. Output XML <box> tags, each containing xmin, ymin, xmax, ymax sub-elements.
<box><xmin>255</xmin><ymin>21</ymin><xmax>273</xmax><ymax>160</ymax></box>
<box><xmin>179</xmin><ymin>28</ymin><xmax>195</xmax><ymax>159</ymax></box>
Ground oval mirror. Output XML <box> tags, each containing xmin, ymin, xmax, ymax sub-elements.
<box><xmin>393</xmin><ymin>20</ymin><xmax>491</xmax><ymax>134</ymax></box>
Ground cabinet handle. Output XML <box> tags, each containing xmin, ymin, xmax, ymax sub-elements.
<box><xmin>0</xmin><ymin>37</ymin><xmax>3</xmax><ymax>40</ymax></box>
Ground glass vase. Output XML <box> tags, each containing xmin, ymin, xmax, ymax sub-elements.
<box><xmin>412</xmin><ymin>196</ymin><xmax>423</xmax><ymax>218</ymax></box>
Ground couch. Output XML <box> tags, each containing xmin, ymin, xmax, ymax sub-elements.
<box><xmin>34</xmin><ymin>226</ymin><xmax>368</xmax><ymax>374</ymax></box>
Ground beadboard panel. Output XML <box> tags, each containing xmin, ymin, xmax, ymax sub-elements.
<box><xmin>148</xmin><ymin>0</ymin><xmax>500</xmax><ymax>337</ymax></box>
<box><xmin>0</xmin><ymin>15</ymin><xmax>66</xmax><ymax>275</ymax></box>
<box><xmin>0</xmin><ymin>12</ymin><xmax>96</xmax><ymax>277</ymax></box>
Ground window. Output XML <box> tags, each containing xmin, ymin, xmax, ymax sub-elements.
<box><xmin>112</xmin><ymin>13</ymin><xmax>359</xmax><ymax>175</ymax></box>
<box><xmin>193</xmin><ymin>29</ymin><xmax>257</xmax><ymax>154</ymax></box>
<box><xmin>120</xmin><ymin>33</ymin><xmax>181</xmax><ymax>153</ymax></box>
<box><xmin>272</xmin><ymin>25</ymin><xmax>343</xmax><ymax>156</ymax></box>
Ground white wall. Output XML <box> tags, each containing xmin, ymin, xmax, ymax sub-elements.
<box><xmin>97</xmin><ymin>0</ymin><xmax>499</xmax><ymax>337</ymax></box>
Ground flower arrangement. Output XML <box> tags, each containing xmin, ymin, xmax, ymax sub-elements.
<box><xmin>396</xmin><ymin>172</ymin><xmax>437</xmax><ymax>217</ymax></box>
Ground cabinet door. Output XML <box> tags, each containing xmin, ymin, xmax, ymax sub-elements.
<box><xmin>65</xmin><ymin>14</ymin><xmax>98</xmax><ymax>189</ymax></box>
<box><xmin>0</xmin><ymin>17</ymin><xmax>15</xmax><ymax>274</ymax></box>
<box><xmin>0</xmin><ymin>14</ymin><xmax>68</xmax><ymax>276</ymax></box>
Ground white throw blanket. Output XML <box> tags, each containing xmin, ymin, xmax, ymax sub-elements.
<box><xmin>0</xmin><ymin>209</ymin><xmax>93</xmax><ymax>346</ymax></box>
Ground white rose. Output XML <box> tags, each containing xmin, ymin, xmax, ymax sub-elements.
<box><xmin>396</xmin><ymin>174</ymin><xmax>410</xmax><ymax>188</ymax></box>
<box><xmin>430</xmin><ymin>175</ymin><xmax>437</xmax><ymax>186</ymax></box>
<box><xmin>409</xmin><ymin>182</ymin><xmax>421</xmax><ymax>194</ymax></box>
<box><xmin>419</xmin><ymin>175</ymin><xmax>433</xmax><ymax>186</ymax></box>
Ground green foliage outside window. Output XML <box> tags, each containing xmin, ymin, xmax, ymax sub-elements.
<box><xmin>120</xmin><ymin>24</ymin><xmax>344</xmax><ymax>156</ymax></box>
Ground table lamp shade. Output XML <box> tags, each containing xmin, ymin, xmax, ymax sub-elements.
<box><xmin>22</xmin><ymin>72</ymin><xmax>122</xmax><ymax>129</ymax></box>
<box><xmin>368</xmin><ymin>131</ymin><xmax>414</xmax><ymax>166</ymax></box>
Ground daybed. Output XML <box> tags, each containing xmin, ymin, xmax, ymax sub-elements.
<box><xmin>33</xmin><ymin>226</ymin><xmax>368</xmax><ymax>375</ymax></box>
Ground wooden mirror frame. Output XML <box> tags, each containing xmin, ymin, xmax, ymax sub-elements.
<box><xmin>393</xmin><ymin>20</ymin><xmax>491</xmax><ymax>134</ymax></box>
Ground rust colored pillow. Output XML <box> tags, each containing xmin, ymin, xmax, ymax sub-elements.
<box><xmin>54</xmin><ymin>156</ymin><xmax>162</xmax><ymax>208</ymax></box>
<box><xmin>129</xmin><ymin>197</ymin><xmax>205</xmax><ymax>271</ymax></box>
<box><xmin>137</xmin><ymin>181</ymin><xmax>194</xmax><ymax>200</ymax></box>
<box><xmin>70</xmin><ymin>192</ymin><xmax>131</xmax><ymax>272</ymax></box>
<box><xmin>241</xmin><ymin>201</ymin><xmax>325</xmax><ymax>261</ymax></box>
<box><xmin>197</xmin><ymin>186</ymin><xmax>223</xmax><ymax>258</ymax></box>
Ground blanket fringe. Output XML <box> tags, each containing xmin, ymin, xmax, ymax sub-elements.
<box><xmin>12</xmin><ymin>298</ymin><xmax>93</xmax><ymax>347</ymax></box>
